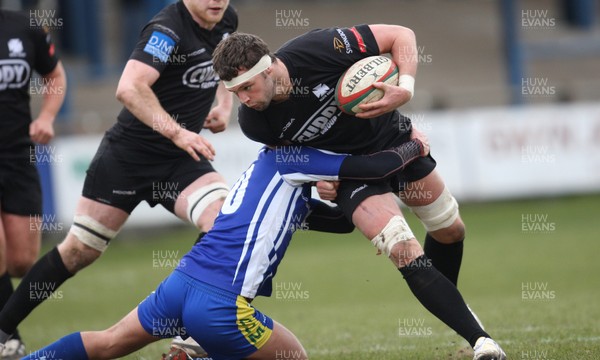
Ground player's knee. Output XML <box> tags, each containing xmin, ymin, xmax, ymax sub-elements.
<box><xmin>370</xmin><ymin>216</ymin><xmax>417</xmax><ymax>258</ymax></box>
<box><xmin>83</xmin><ymin>330</ymin><xmax>118</xmax><ymax>358</ymax></box>
<box><xmin>58</xmin><ymin>236</ymin><xmax>102</xmax><ymax>273</ymax></box>
<box><xmin>6</xmin><ymin>243</ymin><xmax>39</xmax><ymax>277</ymax></box>
<box><xmin>186</xmin><ymin>182</ymin><xmax>229</xmax><ymax>231</ymax></box>
<box><xmin>7</xmin><ymin>257</ymin><xmax>35</xmax><ymax>278</ymax></box>
<box><xmin>389</xmin><ymin>239</ymin><xmax>424</xmax><ymax>269</ymax></box>
<box><xmin>430</xmin><ymin>217</ymin><xmax>465</xmax><ymax>244</ymax></box>
<box><xmin>289</xmin><ymin>347</ymin><xmax>308</xmax><ymax>359</ymax></box>
<box><xmin>446</xmin><ymin>218</ymin><xmax>466</xmax><ymax>241</ymax></box>
<box><xmin>61</xmin><ymin>215</ymin><xmax>118</xmax><ymax>272</ymax></box>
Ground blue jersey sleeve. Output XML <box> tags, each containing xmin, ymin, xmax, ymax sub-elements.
<box><xmin>275</xmin><ymin>146</ymin><xmax>347</xmax><ymax>186</ymax></box>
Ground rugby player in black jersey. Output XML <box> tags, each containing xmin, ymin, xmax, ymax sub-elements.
<box><xmin>212</xmin><ymin>27</ymin><xmax>506</xmax><ymax>360</ymax></box>
<box><xmin>0</xmin><ymin>1</ymin><xmax>236</xmax><ymax>357</ymax></box>
<box><xmin>0</xmin><ymin>9</ymin><xmax>67</xmax><ymax>359</ymax></box>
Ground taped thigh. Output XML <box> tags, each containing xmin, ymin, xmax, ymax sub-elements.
<box><xmin>69</xmin><ymin>215</ymin><xmax>120</xmax><ymax>252</ymax></box>
<box><xmin>409</xmin><ymin>186</ymin><xmax>459</xmax><ymax>231</ymax></box>
<box><xmin>186</xmin><ymin>182</ymin><xmax>229</xmax><ymax>225</ymax></box>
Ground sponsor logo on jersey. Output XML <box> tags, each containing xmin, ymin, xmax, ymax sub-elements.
<box><xmin>335</xmin><ymin>28</ymin><xmax>353</xmax><ymax>54</ymax></box>
<box><xmin>290</xmin><ymin>97</ymin><xmax>340</xmax><ymax>142</ymax></box>
<box><xmin>143</xmin><ymin>31</ymin><xmax>176</xmax><ymax>63</ymax></box>
<box><xmin>182</xmin><ymin>60</ymin><xmax>219</xmax><ymax>89</ymax></box>
<box><xmin>349</xmin><ymin>27</ymin><xmax>367</xmax><ymax>53</ymax></box>
<box><xmin>7</xmin><ymin>38</ymin><xmax>26</xmax><ymax>57</ymax></box>
<box><xmin>0</xmin><ymin>59</ymin><xmax>31</xmax><ymax>90</ymax></box>
<box><xmin>312</xmin><ymin>83</ymin><xmax>330</xmax><ymax>100</ymax></box>
<box><xmin>333</xmin><ymin>37</ymin><xmax>345</xmax><ymax>53</ymax></box>
<box><xmin>279</xmin><ymin>118</ymin><xmax>296</xmax><ymax>138</ymax></box>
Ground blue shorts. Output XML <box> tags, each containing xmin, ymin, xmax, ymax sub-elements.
<box><xmin>137</xmin><ymin>270</ymin><xmax>273</xmax><ymax>360</ymax></box>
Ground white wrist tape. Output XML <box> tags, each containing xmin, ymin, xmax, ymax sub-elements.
<box><xmin>370</xmin><ymin>216</ymin><xmax>415</xmax><ymax>257</ymax></box>
<box><xmin>223</xmin><ymin>55</ymin><xmax>272</xmax><ymax>89</ymax></box>
<box><xmin>398</xmin><ymin>74</ymin><xmax>415</xmax><ymax>100</ymax></box>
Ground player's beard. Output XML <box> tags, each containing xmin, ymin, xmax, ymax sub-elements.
<box><xmin>251</xmin><ymin>77</ymin><xmax>277</xmax><ymax>111</ymax></box>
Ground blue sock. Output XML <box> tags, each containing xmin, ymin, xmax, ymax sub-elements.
<box><xmin>22</xmin><ymin>332</ymin><xmax>88</xmax><ymax>360</ymax></box>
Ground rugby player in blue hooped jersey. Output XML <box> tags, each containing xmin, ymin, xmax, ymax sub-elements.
<box><xmin>22</xmin><ymin>130</ymin><xmax>431</xmax><ymax>360</ymax></box>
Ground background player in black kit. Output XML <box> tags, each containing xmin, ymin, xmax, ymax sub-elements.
<box><xmin>212</xmin><ymin>27</ymin><xmax>506</xmax><ymax>359</ymax></box>
<box><xmin>0</xmin><ymin>0</ymin><xmax>235</xmax><ymax>356</ymax></box>
<box><xmin>0</xmin><ymin>9</ymin><xmax>67</xmax><ymax>359</ymax></box>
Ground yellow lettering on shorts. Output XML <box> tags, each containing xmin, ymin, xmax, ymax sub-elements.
<box><xmin>236</xmin><ymin>296</ymin><xmax>272</xmax><ymax>349</ymax></box>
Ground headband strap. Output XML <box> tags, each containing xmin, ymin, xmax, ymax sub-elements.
<box><xmin>223</xmin><ymin>55</ymin><xmax>272</xmax><ymax>89</ymax></box>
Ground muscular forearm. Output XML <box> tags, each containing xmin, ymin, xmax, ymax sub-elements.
<box><xmin>37</xmin><ymin>61</ymin><xmax>67</xmax><ymax>123</ymax></box>
<box><xmin>369</xmin><ymin>24</ymin><xmax>418</xmax><ymax>99</ymax></box>
<box><xmin>115</xmin><ymin>60</ymin><xmax>184</xmax><ymax>141</ymax></box>
<box><xmin>391</xmin><ymin>27</ymin><xmax>418</xmax><ymax>79</ymax></box>
<box><xmin>338</xmin><ymin>139</ymin><xmax>424</xmax><ymax>181</ymax></box>
<box><xmin>117</xmin><ymin>82</ymin><xmax>181</xmax><ymax>140</ymax></box>
<box><xmin>216</xmin><ymin>81</ymin><xmax>233</xmax><ymax>111</ymax></box>
<box><xmin>374</xmin><ymin>24</ymin><xmax>418</xmax><ymax>79</ymax></box>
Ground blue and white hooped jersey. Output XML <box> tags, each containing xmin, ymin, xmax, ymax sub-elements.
<box><xmin>177</xmin><ymin>146</ymin><xmax>347</xmax><ymax>299</ymax></box>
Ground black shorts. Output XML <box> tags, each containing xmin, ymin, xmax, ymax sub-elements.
<box><xmin>0</xmin><ymin>157</ymin><xmax>42</xmax><ymax>216</ymax></box>
<box><xmin>82</xmin><ymin>136</ymin><xmax>217</xmax><ymax>214</ymax></box>
<box><xmin>336</xmin><ymin>133</ymin><xmax>437</xmax><ymax>220</ymax></box>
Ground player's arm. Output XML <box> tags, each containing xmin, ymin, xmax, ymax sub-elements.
<box><xmin>115</xmin><ymin>60</ymin><xmax>215</xmax><ymax>161</ymax></box>
<box><xmin>204</xmin><ymin>81</ymin><xmax>233</xmax><ymax>133</ymax></box>
<box><xmin>355</xmin><ymin>24</ymin><xmax>418</xmax><ymax>119</ymax></box>
<box><xmin>280</xmin><ymin>128</ymin><xmax>429</xmax><ymax>186</ymax></box>
<box><xmin>341</xmin><ymin>128</ymin><xmax>429</xmax><ymax>180</ymax></box>
<box><xmin>30</xmin><ymin>61</ymin><xmax>66</xmax><ymax>144</ymax></box>
<box><xmin>340</xmin><ymin>142</ymin><xmax>427</xmax><ymax>182</ymax></box>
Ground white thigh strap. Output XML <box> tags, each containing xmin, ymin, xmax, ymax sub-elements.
<box><xmin>186</xmin><ymin>182</ymin><xmax>229</xmax><ymax>225</ymax></box>
<box><xmin>69</xmin><ymin>215</ymin><xmax>120</xmax><ymax>252</ymax></box>
<box><xmin>409</xmin><ymin>186</ymin><xmax>459</xmax><ymax>232</ymax></box>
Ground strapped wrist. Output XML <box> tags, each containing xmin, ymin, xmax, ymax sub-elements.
<box><xmin>398</xmin><ymin>74</ymin><xmax>415</xmax><ymax>100</ymax></box>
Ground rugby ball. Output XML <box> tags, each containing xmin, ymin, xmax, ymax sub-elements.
<box><xmin>335</xmin><ymin>55</ymin><xmax>399</xmax><ymax>115</ymax></box>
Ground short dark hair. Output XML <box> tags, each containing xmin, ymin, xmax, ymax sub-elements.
<box><xmin>213</xmin><ymin>32</ymin><xmax>274</xmax><ymax>81</ymax></box>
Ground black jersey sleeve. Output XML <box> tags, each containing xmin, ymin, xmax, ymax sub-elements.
<box><xmin>277</xmin><ymin>24</ymin><xmax>380</xmax><ymax>72</ymax></box>
<box><xmin>338</xmin><ymin>139</ymin><xmax>424</xmax><ymax>181</ymax></box>
<box><xmin>129</xmin><ymin>18</ymin><xmax>181</xmax><ymax>73</ymax></box>
<box><xmin>31</xmin><ymin>26</ymin><xmax>58</xmax><ymax>75</ymax></box>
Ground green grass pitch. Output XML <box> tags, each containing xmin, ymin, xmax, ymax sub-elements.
<box><xmin>17</xmin><ymin>194</ymin><xmax>600</xmax><ymax>359</ymax></box>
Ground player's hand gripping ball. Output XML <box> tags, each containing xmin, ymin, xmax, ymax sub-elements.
<box><xmin>335</xmin><ymin>55</ymin><xmax>399</xmax><ymax>115</ymax></box>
